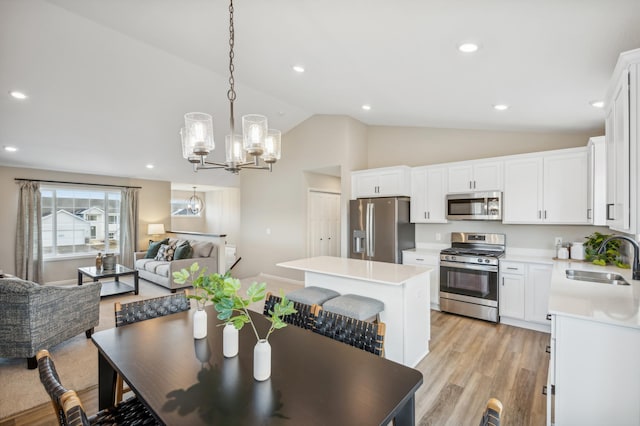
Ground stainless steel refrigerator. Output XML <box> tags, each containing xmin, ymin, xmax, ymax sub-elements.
<box><xmin>349</xmin><ymin>197</ymin><xmax>415</xmax><ymax>263</ymax></box>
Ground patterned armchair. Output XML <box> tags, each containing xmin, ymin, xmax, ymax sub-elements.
<box><xmin>0</xmin><ymin>277</ymin><xmax>101</xmax><ymax>369</ymax></box>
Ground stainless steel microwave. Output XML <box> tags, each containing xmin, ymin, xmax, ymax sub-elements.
<box><xmin>446</xmin><ymin>191</ymin><xmax>502</xmax><ymax>220</ymax></box>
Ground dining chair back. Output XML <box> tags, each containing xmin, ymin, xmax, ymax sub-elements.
<box><xmin>36</xmin><ymin>349</ymin><xmax>159</xmax><ymax>426</ymax></box>
<box><xmin>113</xmin><ymin>292</ymin><xmax>190</xmax><ymax>403</ymax></box>
<box><xmin>263</xmin><ymin>292</ymin><xmax>316</xmax><ymax>330</ymax></box>
<box><xmin>311</xmin><ymin>305</ymin><xmax>386</xmax><ymax>356</ymax></box>
<box><xmin>114</xmin><ymin>292</ymin><xmax>190</xmax><ymax>327</ymax></box>
<box><xmin>479</xmin><ymin>397</ymin><xmax>503</xmax><ymax>426</ymax></box>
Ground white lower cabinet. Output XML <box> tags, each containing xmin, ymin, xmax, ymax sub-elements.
<box><xmin>403</xmin><ymin>250</ymin><xmax>440</xmax><ymax>310</ymax></box>
<box><xmin>499</xmin><ymin>260</ymin><xmax>552</xmax><ymax>332</ymax></box>
<box><xmin>548</xmin><ymin>314</ymin><xmax>640</xmax><ymax>425</ymax></box>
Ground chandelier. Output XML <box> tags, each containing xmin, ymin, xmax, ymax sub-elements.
<box><xmin>187</xmin><ymin>186</ymin><xmax>204</xmax><ymax>215</ymax></box>
<box><xmin>180</xmin><ymin>0</ymin><xmax>281</xmax><ymax>174</ymax></box>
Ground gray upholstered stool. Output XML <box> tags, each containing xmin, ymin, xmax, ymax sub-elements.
<box><xmin>286</xmin><ymin>286</ymin><xmax>340</xmax><ymax>306</ymax></box>
<box><xmin>322</xmin><ymin>294</ymin><xmax>384</xmax><ymax>322</ymax></box>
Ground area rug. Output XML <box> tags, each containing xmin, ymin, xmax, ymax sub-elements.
<box><xmin>0</xmin><ymin>274</ymin><xmax>302</xmax><ymax>420</ymax></box>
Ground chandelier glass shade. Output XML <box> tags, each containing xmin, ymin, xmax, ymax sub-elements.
<box><xmin>180</xmin><ymin>0</ymin><xmax>281</xmax><ymax>174</ymax></box>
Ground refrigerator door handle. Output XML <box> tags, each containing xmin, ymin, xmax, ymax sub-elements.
<box><xmin>367</xmin><ymin>202</ymin><xmax>375</xmax><ymax>257</ymax></box>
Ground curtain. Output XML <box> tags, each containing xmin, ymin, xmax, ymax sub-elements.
<box><xmin>15</xmin><ymin>181</ymin><xmax>43</xmax><ymax>282</ymax></box>
<box><xmin>119</xmin><ymin>187</ymin><xmax>139</xmax><ymax>268</ymax></box>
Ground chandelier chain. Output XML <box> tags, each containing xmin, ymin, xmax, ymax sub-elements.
<box><xmin>227</xmin><ymin>0</ymin><xmax>236</xmax><ymax>136</ymax></box>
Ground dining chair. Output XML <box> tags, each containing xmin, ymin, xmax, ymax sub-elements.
<box><xmin>311</xmin><ymin>305</ymin><xmax>386</xmax><ymax>356</ymax></box>
<box><xmin>113</xmin><ymin>292</ymin><xmax>190</xmax><ymax>403</ymax></box>
<box><xmin>36</xmin><ymin>349</ymin><xmax>158</xmax><ymax>426</ymax></box>
<box><xmin>479</xmin><ymin>397</ymin><xmax>503</xmax><ymax>426</ymax></box>
<box><xmin>263</xmin><ymin>292</ymin><xmax>316</xmax><ymax>330</ymax></box>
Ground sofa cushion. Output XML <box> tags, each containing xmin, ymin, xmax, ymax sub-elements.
<box><xmin>145</xmin><ymin>238</ymin><xmax>169</xmax><ymax>259</ymax></box>
<box><xmin>174</xmin><ymin>241</ymin><xmax>193</xmax><ymax>260</ymax></box>
<box><xmin>155</xmin><ymin>241</ymin><xmax>178</xmax><ymax>261</ymax></box>
<box><xmin>190</xmin><ymin>241</ymin><xmax>213</xmax><ymax>258</ymax></box>
<box><xmin>155</xmin><ymin>263</ymin><xmax>170</xmax><ymax>278</ymax></box>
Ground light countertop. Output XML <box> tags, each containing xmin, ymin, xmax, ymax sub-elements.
<box><xmin>548</xmin><ymin>259</ymin><xmax>640</xmax><ymax>329</ymax></box>
<box><xmin>277</xmin><ymin>256</ymin><xmax>432</xmax><ymax>286</ymax></box>
<box><xmin>403</xmin><ymin>248</ymin><xmax>442</xmax><ymax>258</ymax></box>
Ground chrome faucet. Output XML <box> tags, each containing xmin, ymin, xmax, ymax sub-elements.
<box><xmin>597</xmin><ymin>235</ymin><xmax>640</xmax><ymax>280</ymax></box>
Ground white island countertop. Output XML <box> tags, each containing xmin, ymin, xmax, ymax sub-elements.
<box><xmin>277</xmin><ymin>256</ymin><xmax>432</xmax><ymax>285</ymax></box>
<box><xmin>548</xmin><ymin>259</ymin><xmax>640</xmax><ymax>329</ymax></box>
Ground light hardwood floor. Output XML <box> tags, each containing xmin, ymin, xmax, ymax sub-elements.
<box><xmin>1</xmin><ymin>310</ymin><xmax>550</xmax><ymax>426</ymax></box>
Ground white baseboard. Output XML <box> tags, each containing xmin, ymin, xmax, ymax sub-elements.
<box><xmin>256</xmin><ymin>273</ymin><xmax>304</xmax><ymax>287</ymax></box>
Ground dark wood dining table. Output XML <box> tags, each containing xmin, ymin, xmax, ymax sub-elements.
<box><xmin>91</xmin><ymin>305</ymin><xmax>423</xmax><ymax>425</ymax></box>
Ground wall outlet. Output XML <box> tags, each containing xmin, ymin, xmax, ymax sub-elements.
<box><xmin>555</xmin><ymin>237</ymin><xmax>563</xmax><ymax>246</ymax></box>
<box><xmin>435</xmin><ymin>232</ymin><xmax>442</xmax><ymax>241</ymax></box>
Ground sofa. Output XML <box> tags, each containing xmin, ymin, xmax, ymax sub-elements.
<box><xmin>134</xmin><ymin>238</ymin><xmax>218</xmax><ymax>292</ymax></box>
<box><xmin>0</xmin><ymin>277</ymin><xmax>101</xmax><ymax>369</ymax></box>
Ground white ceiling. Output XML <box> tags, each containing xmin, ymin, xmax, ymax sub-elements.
<box><xmin>1</xmin><ymin>0</ymin><xmax>640</xmax><ymax>186</ymax></box>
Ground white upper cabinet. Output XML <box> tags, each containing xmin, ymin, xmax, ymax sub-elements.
<box><xmin>604</xmin><ymin>51</ymin><xmax>637</xmax><ymax>233</ymax></box>
<box><xmin>447</xmin><ymin>160</ymin><xmax>503</xmax><ymax>193</ymax></box>
<box><xmin>351</xmin><ymin>166</ymin><xmax>411</xmax><ymax>199</ymax></box>
<box><xmin>588</xmin><ymin>136</ymin><xmax>607</xmax><ymax>226</ymax></box>
<box><xmin>503</xmin><ymin>148</ymin><xmax>590</xmax><ymax>224</ymax></box>
<box><xmin>410</xmin><ymin>166</ymin><xmax>448</xmax><ymax>223</ymax></box>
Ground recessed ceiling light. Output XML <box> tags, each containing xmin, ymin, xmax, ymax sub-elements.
<box><xmin>9</xmin><ymin>91</ymin><xmax>27</xmax><ymax>100</ymax></box>
<box><xmin>493</xmin><ymin>104</ymin><xmax>509</xmax><ymax>111</ymax></box>
<box><xmin>4</xmin><ymin>146</ymin><xmax>18</xmax><ymax>152</ymax></box>
<box><xmin>361</xmin><ymin>104</ymin><xmax>371</xmax><ymax>111</ymax></box>
<box><xmin>146</xmin><ymin>164</ymin><xmax>155</xmax><ymax>169</ymax></box>
<box><xmin>590</xmin><ymin>100</ymin><xmax>604</xmax><ymax>108</ymax></box>
<box><xmin>458</xmin><ymin>42</ymin><xmax>479</xmax><ymax>53</ymax></box>
<box><xmin>292</xmin><ymin>65</ymin><xmax>305</xmax><ymax>73</ymax></box>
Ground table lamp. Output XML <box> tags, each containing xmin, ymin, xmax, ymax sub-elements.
<box><xmin>147</xmin><ymin>223</ymin><xmax>166</xmax><ymax>239</ymax></box>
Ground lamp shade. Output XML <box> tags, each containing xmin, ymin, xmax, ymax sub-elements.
<box><xmin>184</xmin><ymin>112</ymin><xmax>215</xmax><ymax>156</ymax></box>
<box><xmin>262</xmin><ymin>129</ymin><xmax>281</xmax><ymax>163</ymax></box>
<box><xmin>226</xmin><ymin>134</ymin><xmax>246</xmax><ymax>164</ymax></box>
<box><xmin>147</xmin><ymin>223</ymin><xmax>166</xmax><ymax>235</ymax></box>
<box><xmin>242</xmin><ymin>114</ymin><xmax>267</xmax><ymax>156</ymax></box>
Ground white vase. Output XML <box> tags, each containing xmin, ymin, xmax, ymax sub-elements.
<box><xmin>253</xmin><ymin>339</ymin><xmax>271</xmax><ymax>381</ymax></box>
<box><xmin>193</xmin><ymin>308</ymin><xmax>207</xmax><ymax>339</ymax></box>
<box><xmin>223</xmin><ymin>323</ymin><xmax>239</xmax><ymax>357</ymax></box>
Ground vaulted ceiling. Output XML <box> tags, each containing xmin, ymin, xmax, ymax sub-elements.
<box><xmin>1</xmin><ymin>0</ymin><xmax>639</xmax><ymax>186</ymax></box>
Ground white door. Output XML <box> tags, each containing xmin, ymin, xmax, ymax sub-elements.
<box><xmin>307</xmin><ymin>191</ymin><xmax>341</xmax><ymax>257</ymax></box>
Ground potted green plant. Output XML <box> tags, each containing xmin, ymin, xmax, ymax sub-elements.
<box><xmin>173</xmin><ymin>262</ymin><xmax>297</xmax><ymax>380</ymax></box>
<box><xmin>584</xmin><ymin>232</ymin><xmax>630</xmax><ymax>268</ymax></box>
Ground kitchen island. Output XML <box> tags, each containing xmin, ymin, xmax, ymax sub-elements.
<box><xmin>277</xmin><ymin>256</ymin><xmax>432</xmax><ymax>367</ymax></box>
<box><xmin>546</xmin><ymin>260</ymin><xmax>640</xmax><ymax>426</ymax></box>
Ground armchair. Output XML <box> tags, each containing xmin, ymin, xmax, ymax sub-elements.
<box><xmin>0</xmin><ymin>277</ymin><xmax>101</xmax><ymax>369</ymax></box>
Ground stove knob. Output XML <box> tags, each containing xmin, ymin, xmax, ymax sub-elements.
<box><xmin>451</xmin><ymin>256</ymin><xmax>456</xmax><ymax>261</ymax></box>
<box><xmin>484</xmin><ymin>259</ymin><xmax>490</xmax><ymax>263</ymax></box>
<box><xmin>477</xmin><ymin>258</ymin><xmax>482</xmax><ymax>263</ymax></box>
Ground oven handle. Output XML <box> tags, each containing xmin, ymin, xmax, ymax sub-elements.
<box><xmin>440</xmin><ymin>260</ymin><xmax>498</xmax><ymax>272</ymax></box>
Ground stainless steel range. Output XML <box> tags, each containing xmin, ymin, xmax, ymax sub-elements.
<box><xmin>439</xmin><ymin>232</ymin><xmax>506</xmax><ymax>322</ymax></box>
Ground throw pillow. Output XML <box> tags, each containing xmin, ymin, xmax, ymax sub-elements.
<box><xmin>174</xmin><ymin>241</ymin><xmax>193</xmax><ymax>260</ymax></box>
<box><xmin>155</xmin><ymin>241</ymin><xmax>178</xmax><ymax>262</ymax></box>
<box><xmin>145</xmin><ymin>238</ymin><xmax>169</xmax><ymax>259</ymax></box>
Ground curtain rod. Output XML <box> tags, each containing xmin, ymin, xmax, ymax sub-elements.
<box><xmin>14</xmin><ymin>178</ymin><xmax>142</xmax><ymax>190</ymax></box>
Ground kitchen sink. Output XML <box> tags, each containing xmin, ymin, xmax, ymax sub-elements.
<box><xmin>565</xmin><ymin>269</ymin><xmax>630</xmax><ymax>286</ymax></box>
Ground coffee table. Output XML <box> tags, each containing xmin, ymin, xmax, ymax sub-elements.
<box><xmin>78</xmin><ymin>264</ymin><xmax>139</xmax><ymax>297</ymax></box>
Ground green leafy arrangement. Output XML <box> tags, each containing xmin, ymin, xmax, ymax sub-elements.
<box><xmin>584</xmin><ymin>232</ymin><xmax>630</xmax><ymax>268</ymax></box>
<box><xmin>173</xmin><ymin>262</ymin><xmax>297</xmax><ymax>341</ymax></box>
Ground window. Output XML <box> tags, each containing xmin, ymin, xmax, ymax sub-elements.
<box><xmin>171</xmin><ymin>199</ymin><xmax>201</xmax><ymax>217</ymax></box>
<box><xmin>41</xmin><ymin>186</ymin><xmax>121</xmax><ymax>258</ymax></box>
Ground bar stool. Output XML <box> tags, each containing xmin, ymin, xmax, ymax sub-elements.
<box><xmin>322</xmin><ymin>294</ymin><xmax>384</xmax><ymax>322</ymax></box>
<box><xmin>286</xmin><ymin>286</ymin><xmax>340</xmax><ymax>306</ymax></box>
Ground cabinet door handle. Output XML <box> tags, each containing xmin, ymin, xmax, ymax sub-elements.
<box><xmin>501</xmin><ymin>277</ymin><xmax>504</xmax><ymax>286</ymax></box>
<box><xmin>538</xmin><ymin>210</ymin><xmax>542</xmax><ymax>219</ymax></box>
<box><xmin>424</xmin><ymin>212</ymin><xmax>427</xmax><ymax>219</ymax></box>
<box><xmin>587</xmin><ymin>208</ymin><xmax>592</xmax><ymax>220</ymax></box>
<box><xmin>546</xmin><ymin>314</ymin><xmax>552</xmax><ymax>321</ymax></box>
<box><xmin>544</xmin><ymin>210</ymin><xmax>547</xmax><ymax>219</ymax></box>
<box><xmin>545</xmin><ymin>345</ymin><xmax>551</xmax><ymax>354</ymax></box>
<box><xmin>506</xmin><ymin>267</ymin><xmax>518</xmax><ymax>270</ymax></box>
<box><xmin>473</xmin><ymin>180</ymin><xmax>476</xmax><ymax>189</ymax></box>
<box><xmin>606</xmin><ymin>203</ymin><xmax>615</xmax><ymax>220</ymax></box>
<box><xmin>416</xmin><ymin>258</ymin><xmax>424</xmax><ymax>262</ymax></box>
<box><xmin>469</xmin><ymin>181</ymin><xmax>473</xmax><ymax>189</ymax></box>
<box><xmin>427</xmin><ymin>211</ymin><xmax>430</xmax><ymax>219</ymax></box>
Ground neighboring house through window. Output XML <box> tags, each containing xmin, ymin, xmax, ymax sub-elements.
<box><xmin>41</xmin><ymin>186</ymin><xmax>121</xmax><ymax>258</ymax></box>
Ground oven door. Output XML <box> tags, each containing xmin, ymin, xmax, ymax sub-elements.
<box><xmin>439</xmin><ymin>260</ymin><xmax>498</xmax><ymax>303</ymax></box>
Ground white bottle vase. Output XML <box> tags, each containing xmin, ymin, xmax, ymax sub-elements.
<box><xmin>253</xmin><ymin>339</ymin><xmax>271</xmax><ymax>381</ymax></box>
<box><xmin>223</xmin><ymin>323</ymin><xmax>239</xmax><ymax>357</ymax></box>
<box><xmin>193</xmin><ymin>308</ymin><xmax>207</xmax><ymax>339</ymax></box>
